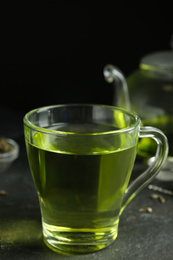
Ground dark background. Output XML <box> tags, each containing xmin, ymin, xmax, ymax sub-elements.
<box><xmin>1</xmin><ymin>1</ymin><xmax>173</xmax><ymax>113</ymax></box>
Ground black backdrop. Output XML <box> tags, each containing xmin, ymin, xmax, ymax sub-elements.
<box><xmin>1</xmin><ymin>1</ymin><xmax>173</xmax><ymax>112</ymax></box>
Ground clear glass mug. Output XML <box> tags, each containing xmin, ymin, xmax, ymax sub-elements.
<box><xmin>23</xmin><ymin>104</ymin><xmax>168</xmax><ymax>254</ymax></box>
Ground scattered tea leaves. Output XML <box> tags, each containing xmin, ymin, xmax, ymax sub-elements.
<box><xmin>139</xmin><ymin>207</ymin><xmax>152</xmax><ymax>213</ymax></box>
<box><xmin>150</xmin><ymin>193</ymin><xmax>165</xmax><ymax>203</ymax></box>
<box><xmin>0</xmin><ymin>190</ymin><xmax>7</xmax><ymax>196</ymax></box>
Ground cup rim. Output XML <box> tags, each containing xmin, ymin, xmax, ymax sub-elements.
<box><xmin>23</xmin><ymin>104</ymin><xmax>140</xmax><ymax>136</ymax></box>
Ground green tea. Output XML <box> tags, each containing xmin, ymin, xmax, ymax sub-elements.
<box><xmin>26</xmin><ymin>123</ymin><xmax>137</xmax><ymax>252</ymax></box>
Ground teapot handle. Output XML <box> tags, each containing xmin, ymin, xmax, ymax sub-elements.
<box><xmin>103</xmin><ymin>64</ymin><xmax>131</xmax><ymax>110</ymax></box>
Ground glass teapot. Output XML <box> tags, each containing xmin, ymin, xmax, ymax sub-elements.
<box><xmin>104</xmin><ymin>47</ymin><xmax>173</xmax><ymax>180</ymax></box>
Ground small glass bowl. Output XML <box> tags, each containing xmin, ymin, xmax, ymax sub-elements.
<box><xmin>0</xmin><ymin>138</ymin><xmax>19</xmax><ymax>173</ymax></box>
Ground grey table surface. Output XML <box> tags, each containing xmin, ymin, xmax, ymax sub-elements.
<box><xmin>0</xmin><ymin>107</ymin><xmax>173</xmax><ymax>260</ymax></box>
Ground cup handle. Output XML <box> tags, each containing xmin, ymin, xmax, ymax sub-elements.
<box><xmin>120</xmin><ymin>126</ymin><xmax>169</xmax><ymax>214</ymax></box>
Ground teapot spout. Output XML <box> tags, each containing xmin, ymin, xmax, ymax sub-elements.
<box><xmin>103</xmin><ymin>64</ymin><xmax>131</xmax><ymax>111</ymax></box>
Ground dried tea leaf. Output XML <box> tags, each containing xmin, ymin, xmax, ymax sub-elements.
<box><xmin>0</xmin><ymin>138</ymin><xmax>14</xmax><ymax>153</ymax></box>
<box><xmin>150</xmin><ymin>193</ymin><xmax>165</xmax><ymax>203</ymax></box>
<box><xmin>139</xmin><ymin>207</ymin><xmax>152</xmax><ymax>213</ymax></box>
<box><xmin>0</xmin><ymin>190</ymin><xmax>7</xmax><ymax>196</ymax></box>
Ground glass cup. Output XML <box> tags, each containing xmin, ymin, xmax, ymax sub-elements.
<box><xmin>23</xmin><ymin>104</ymin><xmax>168</xmax><ymax>254</ymax></box>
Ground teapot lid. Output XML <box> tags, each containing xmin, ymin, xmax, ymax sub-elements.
<box><xmin>140</xmin><ymin>51</ymin><xmax>173</xmax><ymax>72</ymax></box>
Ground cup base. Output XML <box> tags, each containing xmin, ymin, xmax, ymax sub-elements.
<box><xmin>42</xmin><ymin>223</ymin><xmax>118</xmax><ymax>254</ymax></box>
